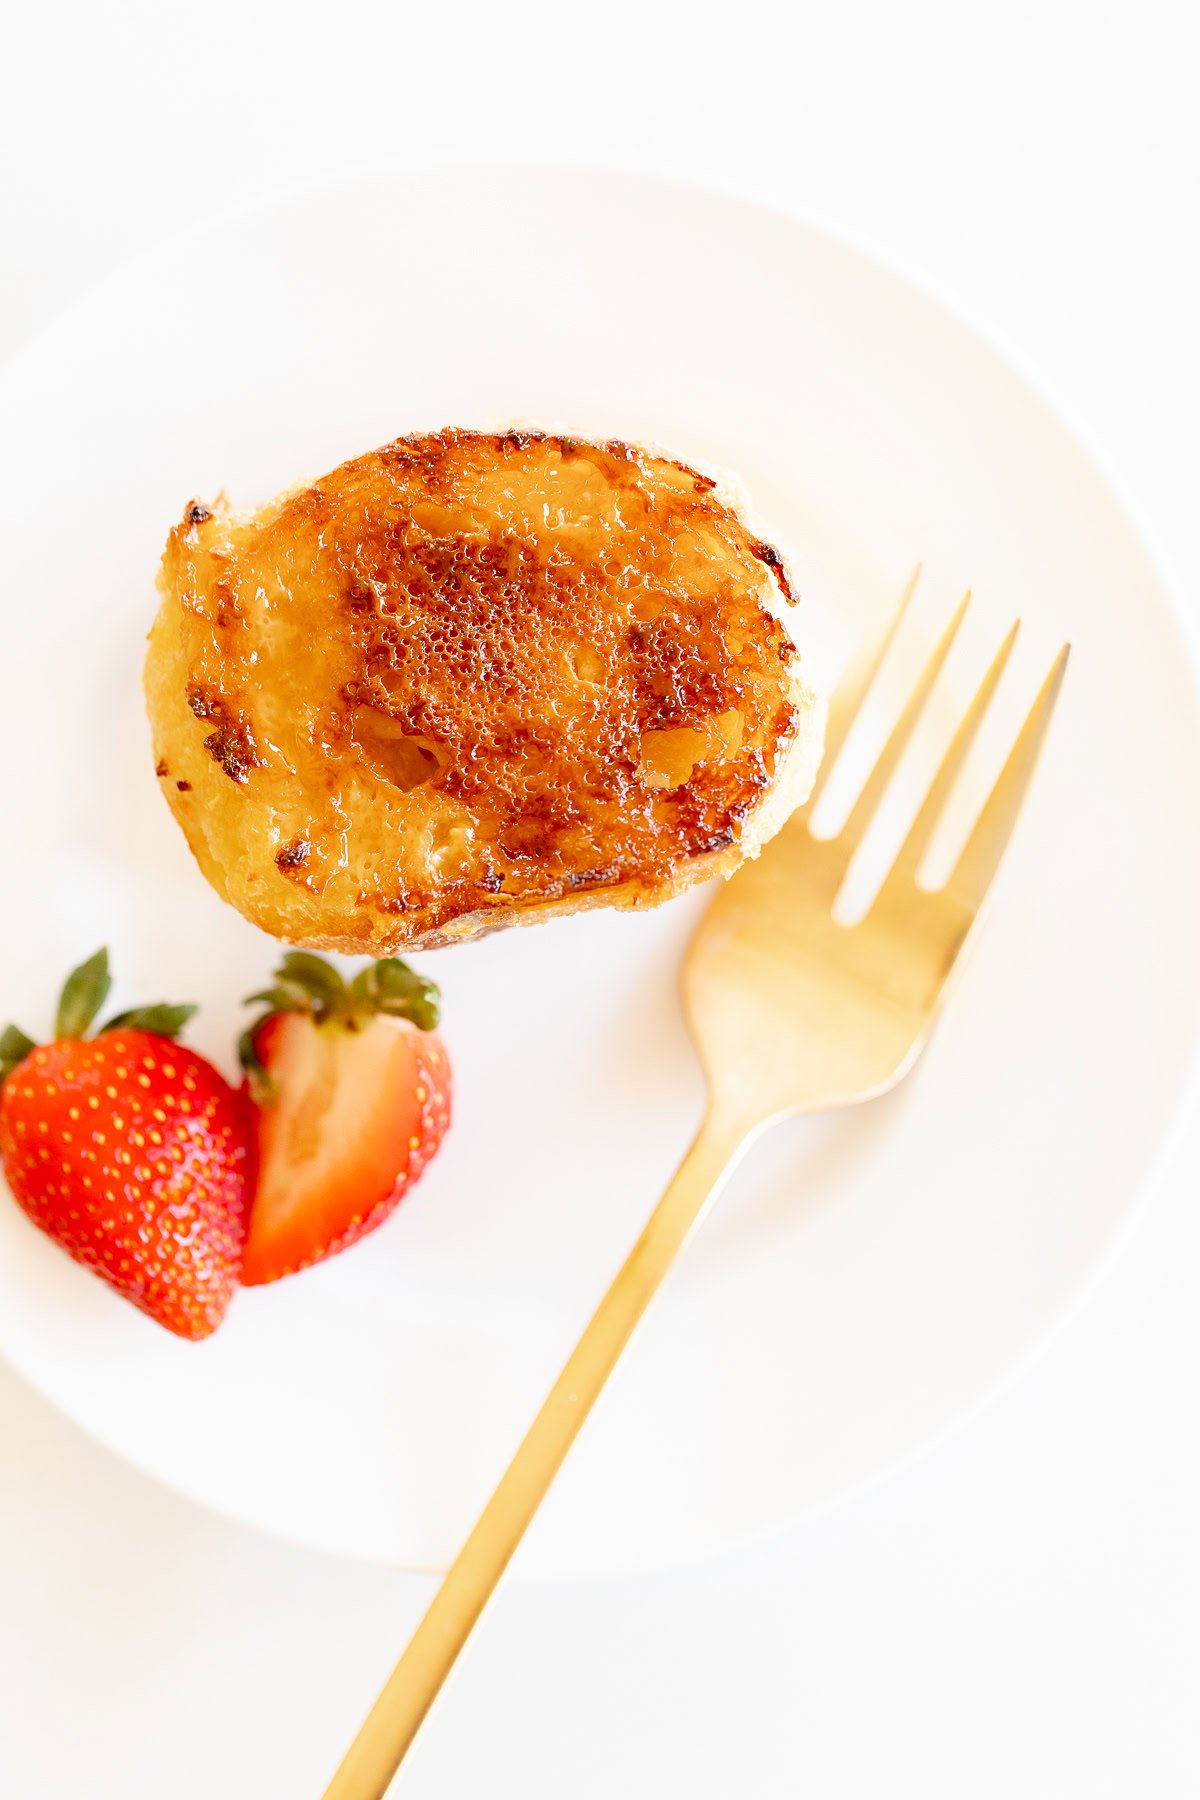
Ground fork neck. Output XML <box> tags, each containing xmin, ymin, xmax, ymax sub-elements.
<box><xmin>675</xmin><ymin>1097</ymin><xmax>765</xmax><ymax>1213</ymax></box>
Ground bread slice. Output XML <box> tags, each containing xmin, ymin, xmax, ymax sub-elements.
<box><xmin>144</xmin><ymin>429</ymin><xmax>823</xmax><ymax>952</ymax></box>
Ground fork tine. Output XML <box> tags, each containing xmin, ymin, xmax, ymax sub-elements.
<box><xmin>944</xmin><ymin>643</ymin><xmax>1070</xmax><ymax>915</ymax></box>
<box><xmin>830</xmin><ymin>590</ymin><xmax>971</xmax><ymax>863</ymax></box>
<box><xmin>801</xmin><ymin>565</ymin><xmax>920</xmax><ymax>815</ymax></box>
<box><xmin>888</xmin><ymin>618</ymin><xmax>1021</xmax><ymax>886</ymax></box>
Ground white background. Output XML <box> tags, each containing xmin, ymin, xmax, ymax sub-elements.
<box><xmin>2</xmin><ymin>2</ymin><xmax>1198</xmax><ymax>1795</ymax></box>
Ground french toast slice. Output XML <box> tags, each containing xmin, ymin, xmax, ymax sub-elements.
<box><xmin>144</xmin><ymin>430</ymin><xmax>823</xmax><ymax>951</ymax></box>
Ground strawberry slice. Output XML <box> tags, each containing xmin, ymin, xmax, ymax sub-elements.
<box><xmin>239</xmin><ymin>953</ymin><xmax>450</xmax><ymax>1285</ymax></box>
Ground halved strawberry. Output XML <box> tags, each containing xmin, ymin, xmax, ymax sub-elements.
<box><xmin>239</xmin><ymin>953</ymin><xmax>450</xmax><ymax>1285</ymax></box>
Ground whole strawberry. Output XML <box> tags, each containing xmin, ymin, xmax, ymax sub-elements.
<box><xmin>0</xmin><ymin>950</ymin><xmax>253</xmax><ymax>1340</ymax></box>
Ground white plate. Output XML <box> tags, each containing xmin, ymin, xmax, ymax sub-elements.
<box><xmin>1</xmin><ymin>164</ymin><xmax>1198</xmax><ymax>1578</ymax></box>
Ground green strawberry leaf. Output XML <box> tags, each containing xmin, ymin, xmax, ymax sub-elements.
<box><xmin>55</xmin><ymin>948</ymin><xmax>112</xmax><ymax>1040</ymax></box>
<box><xmin>0</xmin><ymin>1024</ymin><xmax>36</xmax><ymax>1086</ymax></box>
<box><xmin>351</xmin><ymin>957</ymin><xmax>440</xmax><ymax>1031</ymax></box>
<box><xmin>237</xmin><ymin>1019</ymin><xmax>275</xmax><ymax>1105</ymax></box>
<box><xmin>101</xmin><ymin>1003</ymin><xmax>198</xmax><ymax>1039</ymax></box>
<box><xmin>277</xmin><ymin>952</ymin><xmax>348</xmax><ymax>1015</ymax></box>
<box><xmin>241</xmin><ymin>980</ymin><xmax>316</xmax><ymax>1015</ymax></box>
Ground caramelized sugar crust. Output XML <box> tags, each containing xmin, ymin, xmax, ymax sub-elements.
<box><xmin>145</xmin><ymin>430</ymin><xmax>821</xmax><ymax>950</ymax></box>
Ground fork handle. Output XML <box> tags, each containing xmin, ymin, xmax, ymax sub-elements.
<box><xmin>320</xmin><ymin>1107</ymin><xmax>754</xmax><ymax>1800</ymax></box>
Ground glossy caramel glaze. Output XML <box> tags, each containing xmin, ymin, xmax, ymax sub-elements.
<box><xmin>145</xmin><ymin>430</ymin><xmax>823</xmax><ymax>951</ymax></box>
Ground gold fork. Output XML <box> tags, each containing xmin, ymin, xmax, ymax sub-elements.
<box><xmin>322</xmin><ymin>575</ymin><xmax>1069</xmax><ymax>1800</ymax></box>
